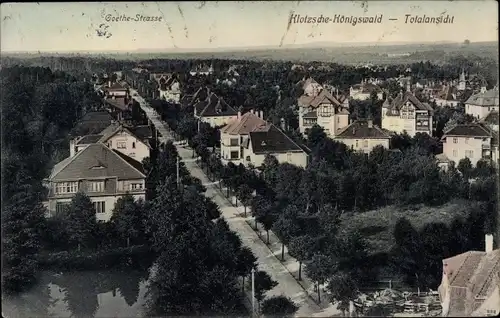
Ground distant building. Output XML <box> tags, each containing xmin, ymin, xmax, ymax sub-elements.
<box><xmin>45</xmin><ymin>143</ymin><xmax>146</xmax><ymax>222</ymax></box>
<box><xmin>464</xmin><ymin>87</ymin><xmax>499</xmax><ymax>119</ymax></box>
<box><xmin>219</xmin><ymin>110</ymin><xmax>308</xmax><ymax>168</ymax></box>
<box><xmin>441</xmin><ymin>123</ymin><xmax>498</xmax><ymax>167</ymax></box>
<box><xmin>193</xmin><ymin>93</ymin><xmax>238</xmax><ymax>128</ymax></box>
<box><xmin>333</xmin><ymin>119</ymin><xmax>392</xmax><ymax>153</ymax></box>
<box><xmin>438</xmin><ymin>234</ymin><xmax>499</xmax><ymax>317</ymax></box>
<box><xmin>157</xmin><ymin>74</ymin><xmax>181</xmax><ymax>103</ymax></box>
<box><xmin>297</xmin><ymin>78</ymin><xmax>350</xmax><ymax>138</ymax></box>
<box><xmin>480</xmin><ymin>111</ymin><xmax>499</xmax><ymax>132</ymax></box>
<box><xmin>381</xmin><ymin>92</ymin><xmax>434</xmax><ymax>137</ymax></box>
<box><xmin>434</xmin><ymin>86</ymin><xmax>460</xmax><ymax>107</ymax></box>
<box><xmin>349</xmin><ymin>81</ymin><xmax>384</xmax><ymax>100</ymax></box>
<box><xmin>70</xmin><ymin>122</ymin><xmax>152</xmax><ymax>162</ymax></box>
<box><xmin>189</xmin><ymin>63</ymin><xmax>214</xmax><ymax>76</ymax></box>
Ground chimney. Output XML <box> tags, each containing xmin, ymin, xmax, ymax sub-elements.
<box><xmin>70</xmin><ymin>138</ymin><xmax>77</xmax><ymax>157</ymax></box>
<box><xmin>280</xmin><ymin>118</ymin><xmax>286</xmax><ymax>131</ymax></box>
<box><xmin>259</xmin><ymin>110</ymin><xmax>264</xmax><ymax>119</ymax></box>
<box><xmin>368</xmin><ymin>119</ymin><xmax>373</xmax><ymax>128</ymax></box>
<box><xmin>108</xmin><ymin>80</ymin><xmax>112</xmax><ymax>87</ymax></box>
<box><xmin>485</xmin><ymin>234</ymin><xmax>494</xmax><ymax>253</ymax></box>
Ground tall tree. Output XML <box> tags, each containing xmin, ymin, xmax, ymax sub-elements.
<box><xmin>261</xmin><ymin>295</ymin><xmax>299</xmax><ymax>317</ymax></box>
<box><xmin>110</xmin><ymin>194</ymin><xmax>145</xmax><ymax>247</ymax></box>
<box><xmin>288</xmin><ymin>235</ymin><xmax>318</xmax><ymax>280</ymax></box>
<box><xmin>63</xmin><ymin>192</ymin><xmax>97</xmax><ymax>251</ymax></box>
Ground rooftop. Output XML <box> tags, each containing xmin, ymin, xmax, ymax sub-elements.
<box><xmin>249</xmin><ymin>125</ymin><xmax>304</xmax><ymax>154</ymax></box>
<box><xmin>335</xmin><ymin>120</ymin><xmax>392</xmax><ymax>139</ymax></box>
<box><xmin>49</xmin><ymin>143</ymin><xmax>145</xmax><ymax>181</ymax></box>
<box><xmin>220</xmin><ymin>111</ymin><xmax>269</xmax><ymax>135</ymax></box>
<box><xmin>70</xmin><ymin>111</ymin><xmax>113</xmax><ymax>137</ymax></box>
<box><xmin>465</xmin><ymin>89</ymin><xmax>499</xmax><ymax>107</ymax></box>
<box><xmin>442</xmin><ymin>124</ymin><xmax>492</xmax><ymax>138</ymax></box>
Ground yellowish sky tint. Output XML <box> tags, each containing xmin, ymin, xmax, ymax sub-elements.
<box><xmin>1</xmin><ymin>1</ymin><xmax>498</xmax><ymax>52</ymax></box>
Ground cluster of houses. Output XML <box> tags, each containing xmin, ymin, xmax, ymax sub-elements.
<box><xmin>44</xmin><ymin>81</ymin><xmax>153</xmax><ymax>221</ymax></box>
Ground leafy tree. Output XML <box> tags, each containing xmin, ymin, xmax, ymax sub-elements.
<box><xmin>326</xmin><ymin>271</ymin><xmax>360</xmax><ymax>316</ymax></box>
<box><xmin>457</xmin><ymin>157</ymin><xmax>473</xmax><ymax>179</ymax></box>
<box><xmin>236</xmin><ymin>246</ymin><xmax>258</xmax><ymax>294</ymax></box>
<box><xmin>307</xmin><ymin>124</ymin><xmax>327</xmax><ymax>149</ymax></box>
<box><xmin>305</xmin><ymin>253</ymin><xmax>333</xmax><ymax>302</ymax></box>
<box><xmin>272</xmin><ymin>210</ymin><xmax>301</xmax><ymax>261</ymax></box>
<box><xmin>237</xmin><ymin>184</ymin><xmax>253</xmax><ymax>217</ymax></box>
<box><xmin>261</xmin><ymin>295</ymin><xmax>299</xmax><ymax>317</ymax></box>
<box><xmin>63</xmin><ymin>192</ymin><xmax>97</xmax><ymax>251</ymax></box>
<box><xmin>2</xmin><ymin>183</ymin><xmax>46</xmax><ymax>294</ymax></box>
<box><xmin>288</xmin><ymin>235</ymin><xmax>318</xmax><ymax>280</ymax></box>
<box><xmin>248</xmin><ymin>270</ymin><xmax>278</xmax><ymax>310</ymax></box>
<box><xmin>110</xmin><ymin>194</ymin><xmax>144</xmax><ymax>247</ymax></box>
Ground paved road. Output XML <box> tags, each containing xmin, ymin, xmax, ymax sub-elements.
<box><xmin>130</xmin><ymin>89</ymin><xmax>325</xmax><ymax>317</ymax></box>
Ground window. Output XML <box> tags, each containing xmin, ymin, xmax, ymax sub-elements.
<box><xmin>109</xmin><ymin>140</ymin><xmax>112</xmax><ymax>147</ymax></box>
<box><xmin>465</xmin><ymin>138</ymin><xmax>469</xmax><ymax>144</ymax></box>
<box><xmin>453</xmin><ymin>150</ymin><xmax>458</xmax><ymax>157</ymax></box>
<box><xmin>88</xmin><ymin>181</ymin><xmax>104</xmax><ymax>192</ymax></box>
<box><xmin>355</xmin><ymin>140</ymin><xmax>359</xmax><ymax>148</ymax></box>
<box><xmin>117</xmin><ymin>141</ymin><xmax>127</xmax><ymax>149</ymax></box>
<box><xmin>453</xmin><ymin>138</ymin><xmax>458</xmax><ymax>144</ymax></box>
<box><xmin>55</xmin><ymin>202</ymin><xmax>70</xmax><ymax>215</ymax></box>
<box><xmin>55</xmin><ymin>182</ymin><xmax>78</xmax><ymax>194</ymax></box>
<box><xmin>230</xmin><ymin>138</ymin><xmax>239</xmax><ymax>146</ymax></box>
<box><xmin>132</xmin><ymin>142</ymin><xmax>136</xmax><ymax>149</ymax></box>
<box><xmin>287</xmin><ymin>153</ymin><xmax>292</xmax><ymax>162</ymax></box>
<box><xmin>129</xmin><ymin>153</ymin><xmax>136</xmax><ymax>157</ymax></box>
<box><xmin>246</xmin><ymin>156</ymin><xmax>251</xmax><ymax>162</ymax></box>
<box><xmin>486</xmin><ymin>309</ymin><xmax>497</xmax><ymax>316</ymax></box>
<box><xmin>230</xmin><ymin>151</ymin><xmax>239</xmax><ymax>159</ymax></box>
<box><xmin>465</xmin><ymin>150</ymin><xmax>474</xmax><ymax>159</ymax></box>
<box><xmin>363</xmin><ymin>140</ymin><xmax>368</xmax><ymax>148</ymax></box>
<box><xmin>337</xmin><ymin>116</ymin><xmax>340</xmax><ymax>123</ymax></box>
<box><xmin>93</xmin><ymin>201</ymin><xmax>106</xmax><ymax>214</ymax></box>
<box><xmin>130</xmin><ymin>183</ymin><xmax>143</xmax><ymax>191</ymax></box>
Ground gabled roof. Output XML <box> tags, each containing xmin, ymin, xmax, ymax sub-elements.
<box><xmin>335</xmin><ymin>120</ymin><xmax>391</xmax><ymax>139</ymax></box>
<box><xmin>194</xmin><ymin>93</ymin><xmax>219</xmax><ymax>116</ymax></box>
<box><xmin>465</xmin><ymin>89</ymin><xmax>499</xmax><ymax>106</ymax></box>
<box><xmin>105</xmin><ymin>97</ymin><xmax>132</xmax><ymax>111</ymax></box>
<box><xmin>159</xmin><ymin>75</ymin><xmax>179</xmax><ymax>90</ymax></box>
<box><xmin>298</xmin><ymin>89</ymin><xmax>346</xmax><ymax>109</ymax></box>
<box><xmin>480</xmin><ymin>110</ymin><xmax>499</xmax><ymax>125</ymax></box>
<box><xmin>199</xmin><ymin>95</ymin><xmax>237</xmax><ymax>117</ymax></box>
<box><xmin>437</xmin><ymin>86</ymin><xmax>458</xmax><ymax>101</ymax></box>
<box><xmin>351</xmin><ymin>82</ymin><xmax>383</xmax><ymax>94</ymax></box>
<box><xmin>192</xmin><ymin>87</ymin><xmax>210</xmax><ymax>103</ymax></box>
<box><xmin>97</xmin><ymin>123</ymin><xmax>151</xmax><ymax>147</ymax></box>
<box><xmin>442</xmin><ymin>124</ymin><xmax>492</xmax><ymax>138</ymax></box>
<box><xmin>70</xmin><ymin>111</ymin><xmax>113</xmax><ymax>137</ymax></box>
<box><xmin>49</xmin><ymin>143</ymin><xmax>145</xmax><ymax>181</ymax></box>
<box><xmin>249</xmin><ymin>125</ymin><xmax>304</xmax><ymax>154</ymax></box>
<box><xmin>76</xmin><ymin>134</ymin><xmax>103</xmax><ymax>145</ymax></box>
<box><xmin>384</xmin><ymin>92</ymin><xmax>433</xmax><ymax>116</ymax></box>
<box><xmin>220</xmin><ymin>111</ymin><xmax>269</xmax><ymax>135</ymax></box>
<box><xmin>301</xmin><ymin>77</ymin><xmax>320</xmax><ymax>90</ymax></box>
<box><xmin>444</xmin><ymin>249</ymin><xmax>500</xmax><ymax>317</ymax></box>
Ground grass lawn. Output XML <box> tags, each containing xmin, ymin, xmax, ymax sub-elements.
<box><xmin>339</xmin><ymin>199</ymin><xmax>480</xmax><ymax>255</ymax></box>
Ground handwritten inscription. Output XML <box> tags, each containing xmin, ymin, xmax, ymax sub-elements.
<box><xmin>104</xmin><ymin>14</ymin><xmax>163</xmax><ymax>23</ymax></box>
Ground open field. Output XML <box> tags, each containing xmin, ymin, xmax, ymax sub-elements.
<box><xmin>340</xmin><ymin>199</ymin><xmax>481</xmax><ymax>255</ymax></box>
<box><xmin>2</xmin><ymin>42</ymin><xmax>497</xmax><ymax>65</ymax></box>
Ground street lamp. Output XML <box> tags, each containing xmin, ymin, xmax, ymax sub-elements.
<box><xmin>176</xmin><ymin>156</ymin><xmax>201</xmax><ymax>188</ymax></box>
<box><xmin>251</xmin><ymin>267</ymin><xmax>256</xmax><ymax>315</ymax></box>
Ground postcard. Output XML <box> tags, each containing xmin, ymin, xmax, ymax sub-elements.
<box><xmin>1</xmin><ymin>1</ymin><xmax>499</xmax><ymax>318</ymax></box>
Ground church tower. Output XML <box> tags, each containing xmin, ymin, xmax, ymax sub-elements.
<box><xmin>458</xmin><ymin>68</ymin><xmax>466</xmax><ymax>91</ymax></box>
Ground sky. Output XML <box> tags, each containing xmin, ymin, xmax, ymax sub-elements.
<box><xmin>1</xmin><ymin>1</ymin><xmax>498</xmax><ymax>52</ymax></box>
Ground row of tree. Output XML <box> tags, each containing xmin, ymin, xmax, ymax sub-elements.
<box><xmin>144</xmin><ymin>141</ymin><xmax>299</xmax><ymax>316</ymax></box>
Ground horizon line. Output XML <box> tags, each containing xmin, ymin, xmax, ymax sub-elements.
<box><xmin>2</xmin><ymin>40</ymin><xmax>497</xmax><ymax>55</ymax></box>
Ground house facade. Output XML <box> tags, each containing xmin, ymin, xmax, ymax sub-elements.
<box><xmin>434</xmin><ymin>86</ymin><xmax>460</xmax><ymax>107</ymax></box>
<box><xmin>465</xmin><ymin>87</ymin><xmax>499</xmax><ymax>119</ymax></box>
<box><xmin>381</xmin><ymin>92</ymin><xmax>434</xmax><ymax>137</ymax></box>
<box><xmin>438</xmin><ymin>235</ymin><xmax>499</xmax><ymax>317</ymax></box>
<box><xmin>193</xmin><ymin>93</ymin><xmax>238</xmax><ymax>128</ymax></box>
<box><xmin>441</xmin><ymin>124</ymin><xmax>496</xmax><ymax>167</ymax></box>
<box><xmin>157</xmin><ymin>75</ymin><xmax>181</xmax><ymax>103</ymax></box>
<box><xmin>45</xmin><ymin>143</ymin><xmax>146</xmax><ymax>222</ymax></box>
<box><xmin>220</xmin><ymin>110</ymin><xmax>308</xmax><ymax>168</ymax></box>
<box><xmin>70</xmin><ymin>123</ymin><xmax>152</xmax><ymax>162</ymax></box>
<box><xmin>333</xmin><ymin>120</ymin><xmax>392</xmax><ymax>153</ymax></box>
<box><xmin>298</xmin><ymin>85</ymin><xmax>350</xmax><ymax>138</ymax></box>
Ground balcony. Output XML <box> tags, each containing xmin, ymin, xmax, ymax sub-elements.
<box><xmin>302</xmin><ymin>120</ymin><xmax>317</xmax><ymax>127</ymax></box>
<box><xmin>482</xmin><ymin>143</ymin><xmax>491</xmax><ymax>150</ymax></box>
